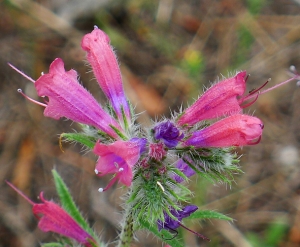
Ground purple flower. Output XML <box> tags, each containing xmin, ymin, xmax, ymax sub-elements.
<box><xmin>157</xmin><ymin>205</ymin><xmax>198</xmax><ymax>231</ymax></box>
<box><xmin>173</xmin><ymin>159</ymin><xmax>196</xmax><ymax>183</ymax></box>
<box><xmin>157</xmin><ymin>205</ymin><xmax>210</xmax><ymax>241</ymax></box>
<box><xmin>154</xmin><ymin>121</ymin><xmax>184</xmax><ymax>148</ymax></box>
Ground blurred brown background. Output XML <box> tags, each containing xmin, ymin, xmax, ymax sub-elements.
<box><xmin>1</xmin><ymin>0</ymin><xmax>300</xmax><ymax>246</ymax></box>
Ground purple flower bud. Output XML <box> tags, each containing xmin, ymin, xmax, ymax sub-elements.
<box><xmin>154</xmin><ymin>121</ymin><xmax>184</xmax><ymax>148</ymax></box>
<box><xmin>173</xmin><ymin>159</ymin><xmax>196</xmax><ymax>183</ymax></box>
<box><xmin>157</xmin><ymin>205</ymin><xmax>198</xmax><ymax>231</ymax></box>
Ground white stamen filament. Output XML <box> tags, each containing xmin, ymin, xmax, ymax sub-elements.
<box><xmin>156</xmin><ymin>181</ymin><xmax>165</xmax><ymax>192</ymax></box>
<box><xmin>17</xmin><ymin>89</ymin><xmax>47</xmax><ymax>107</ymax></box>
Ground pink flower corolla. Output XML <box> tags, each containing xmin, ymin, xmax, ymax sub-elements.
<box><xmin>184</xmin><ymin>114</ymin><xmax>263</xmax><ymax>148</ymax></box>
<box><xmin>35</xmin><ymin>58</ymin><xmax>122</xmax><ymax>139</ymax></box>
<box><xmin>6</xmin><ymin>181</ymin><xmax>97</xmax><ymax>247</ymax></box>
<box><xmin>177</xmin><ymin>71</ymin><xmax>247</xmax><ymax>126</ymax></box>
<box><xmin>81</xmin><ymin>26</ymin><xmax>131</xmax><ymax>126</ymax></box>
<box><xmin>94</xmin><ymin>138</ymin><xmax>146</xmax><ymax>191</ymax></box>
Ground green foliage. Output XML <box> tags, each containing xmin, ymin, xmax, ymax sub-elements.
<box><xmin>61</xmin><ymin>132</ymin><xmax>96</xmax><ymax>149</ymax></box>
<box><xmin>180</xmin><ymin>49</ymin><xmax>205</xmax><ymax>79</ymax></box>
<box><xmin>232</xmin><ymin>25</ymin><xmax>254</xmax><ymax>68</ymax></box>
<box><xmin>139</xmin><ymin>218</ymin><xmax>184</xmax><ymax>247</ymax></box>
<box><xmin>246</xmin><ymin>220</ymin><xmax>289</xmax><ymax>247</ymax></box>
<box><xmin>187</xmin><ymin>210</ymin><xmax>233</xmax><ymax>221</ymax></box>
<box><xmin>184</xmin><ymin>148</ymin><xmax>241</xmax><ymax>185</ymax></box>
<box><xmin>246</xmin><ymin>0</ymin><xmax>267</xmax><ymax>15</ymax></box>
<box><xmin>140</xmin><ymin>208</ymin><xmax>231</xmax><ymax>246</ymax></box>
<box><xmin>128</xmin><ymin>162</ymin><xmax>191</xmax><ymax>225</ymax></box>
<box><xmin>51</xmin><ymin>170</ymin><xmax>97</xmax><ymax>240</ymax></box>
<box><xmin>41</xmin><ymin>243</ymin><xmax>65</xmax><ymax>247</ymax></box>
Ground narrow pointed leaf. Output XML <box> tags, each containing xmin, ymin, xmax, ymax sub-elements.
<box><xmin>187</xmin><ymin>210</ymin><xmax>233</xmax><ymax>221</ymax></box>
<box><xmin>61</xmin><ymin>132</ymin><xmax>96</xmax><ymax>149</ymax></box>
<box><xmin>51</xmin><ymin>170</ymin><xmax>96</xmax><ymax>239</ymax></box>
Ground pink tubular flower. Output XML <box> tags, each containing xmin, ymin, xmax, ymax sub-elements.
<box><xmin>35</xmin><ymin>58</ymin><xmax>122</xmax><ymax>139</ymax></box>
<box><xmin>183</xmin><ymin>114</ymin><xmax>263</xmax><ymax>148</ymax></box>
<box><xmin>94</xmin><ymin>139</ymin><xmax>145</xmax><ymax>191</ymax></box>
<box><xmin>177</xmin><ymin>71</ymin><xmax>247</xmax><ymax>126</ymax></box>
<box><xmin>81</xmin><ymin>26</ymin><xmax>131</xmax><ymax>126</ymax></box>
<box><xmin>6</xmin><ymin>182</ymin><xmax>97</xmax><ymax>247</ymax></box>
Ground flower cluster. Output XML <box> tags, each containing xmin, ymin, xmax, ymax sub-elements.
<box><xmin>10</xmin><ymin>26</ymin><xmax>299</xmax><ymax>246</ymax></box>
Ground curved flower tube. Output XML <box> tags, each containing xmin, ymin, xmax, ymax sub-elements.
<box><xmin>35</xmin><ymin>58</ymin><xmax>122</xmax><ymax>139</ymax></box>
<box><xmin>177</xmin><ymin>71</ymin><xmax>247</xmax><ymax>126</ymax></box>
<box><xmin>94</xmin><ymin>139</ymin><xmax>146</xmax><ymax>190</ymax></box>
<box><xmin>6</xmin><ymin>182</ymin><xmax>97</xmax><ymax>247</ymax></box>
<box><xmin>184</xmin><ymin>114</ymin><xmax>264</xmax><ymax>148</ymax></box>
<box><xmin>81</xmin><ymin>26</ymin><xmax>131</xmax><ymax>126</ymax></box>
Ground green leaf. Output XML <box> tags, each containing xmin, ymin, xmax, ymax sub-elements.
<box><xmin>264</xmin><ymin>221</ymin><xmax>288</xmax><ymax>246</ymax></box>
<box><xmin>139</xmin><ymin>218</ymin><xmax>184</xmax><ymax>247</ymax></box>
<box><xmin>41</xmin><ymin>243</ymin><xmax>65</xmax><ymax>247</ymax></box>
<box><xmin>61</xmin><ymin>132</ymin><xmax>96</xmax><ymax>149</ymax></box>
<box><xmin>51</xmin><ymin>170</ymin><xmax>96</xmax><ymax>239</ymax></box>
<box><xmin>187</xmin><ymin>210</ymin><xmax>233</xmax><ymax>221</ymax></box>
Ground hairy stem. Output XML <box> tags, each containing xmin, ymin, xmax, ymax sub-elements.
<box><xmin>117</xmin><ymin>209</ymin><xmax>134</xmax><ymax>247</ymax></box>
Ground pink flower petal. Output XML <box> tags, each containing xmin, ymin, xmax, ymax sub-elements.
<box><xmin>35</xmin><ymin>58</ymin><xmax>122</xmax><ymax>139</ymax></box>
<box><xmin>178</xmin><ymin>71</ymin><xmax>247</xmax><ymax>126</ymax></box>
<box><xmin>6</xmin><ymin>182</ymin><xmax>96</xmax><ymax>247</ymax></box>
<box><xmin>34</xmin><ymin>193</ymin><xmax>95</xmax><ymax>247</ymax></box>
<box><xmin>81</xmin><ymin>27</ymin><xmax>131</xmax><ymax>125</ymax></box>
<box><xmin>94</xmin><ymin>140</ymin><xmax>142</xmax><ymax>187</ymax></box>
<box><xmin>184</xmin><ymin>114</ymin><xmax>263</xmax><ymax>147</ymax></box>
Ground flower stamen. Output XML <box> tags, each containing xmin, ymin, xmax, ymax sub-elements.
<box><xmin>17</xmin><ymin>89</ymin><xmax>47</xmax><ymax>107</ymax></box>
<box><xmin>8</xmin><ymin>63</ymin><xmax>36</xmax><ymax>83</ymax></box>
<box><xmin>178</xmin><ymin>222</ymin><xmax>210</xmax><ymax>241</ymax></box>
<box><xmin>98</xmin><ymin>168</ymin><xmax>125</xmax><ymax>193</ymax></box>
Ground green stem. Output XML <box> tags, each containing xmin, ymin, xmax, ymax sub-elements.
<box><xmin>117</xmin><ymin>210</ymin><xmax>134</xmax><ymax>247</ymax></box>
